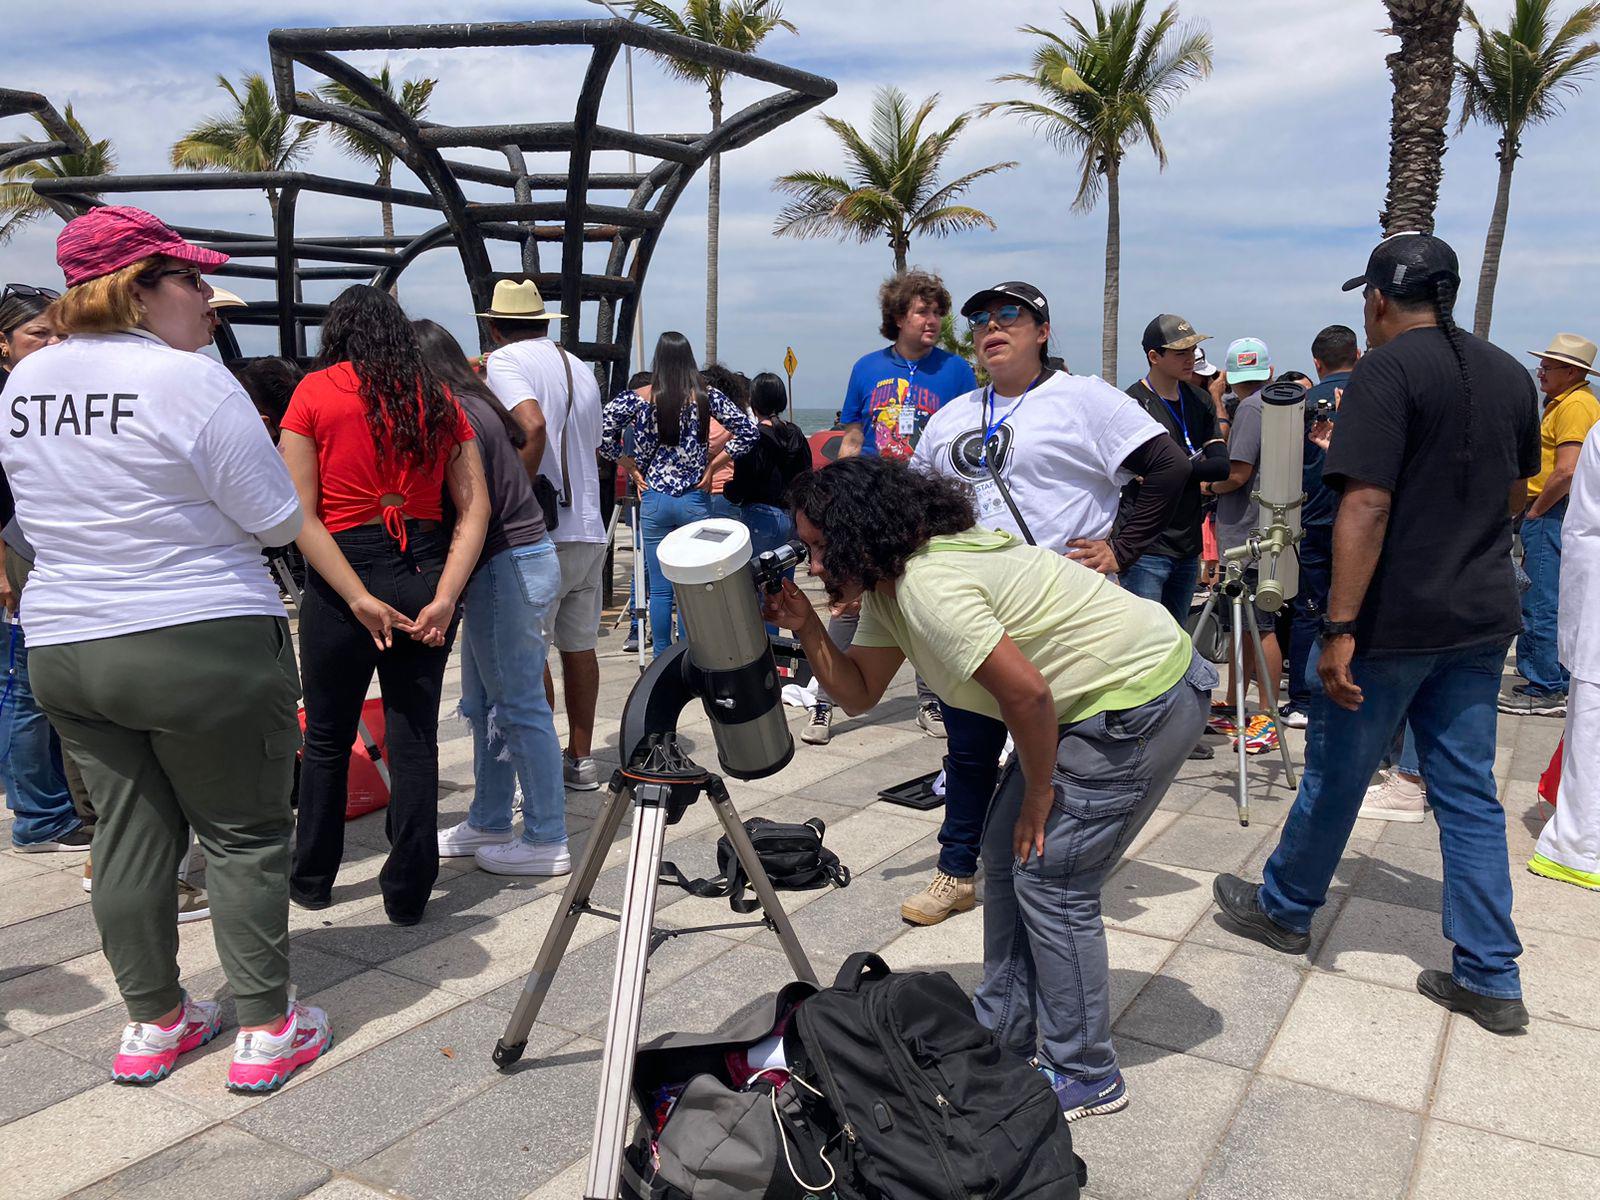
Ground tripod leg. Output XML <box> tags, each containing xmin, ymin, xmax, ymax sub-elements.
<box><xmin>584</xmin><ymin>785</ymin><xmax>673</xmax><ymax>1200</ymax></box>
<box><xmin>494</xmin><ymin>782</ymin><xmax>633</xmax><ymax>1065</ymax></box>
<box><xmin>1231</xmin><ymin>594</ymin><xmax>1250</xmax><ymax>827</ymax></box>
<box><xmin>707</xmin><ymin>782</ymin><xmax>819</xmax><ymax>986</ymax></box>
<box><xmin>1246</xmin><ymin>616</ymin><xmax>1300</xmax><ymax>788</ymax></box>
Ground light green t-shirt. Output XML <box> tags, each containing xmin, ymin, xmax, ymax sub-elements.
<box><xmin>854</xmin><ymin>528</ymin><xmax>1192</xmax><ymax>724</ymax></box>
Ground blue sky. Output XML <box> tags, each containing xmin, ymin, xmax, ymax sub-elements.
<box><xmin>5</xmin><ymin>0</ymin><xmax>1598</xmax><ymax>409</ymax></box>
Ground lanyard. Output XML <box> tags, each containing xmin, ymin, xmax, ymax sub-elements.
<box><xmin>980</xmin><ymin>373</ymin><xmax>1045</xmax><ymax>467</ymax></box>
<box><xmin>1143</xmin><ymin>377</ymin><xmax>1193</xmax><ymax>452</ymax></box>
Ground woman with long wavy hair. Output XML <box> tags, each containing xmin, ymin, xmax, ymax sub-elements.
<box><xmin>280</xmin><ymin>286</ymin><xmax>488</xmax><ymax>925</ymax></box>
<box><xmin>600</xmin><ymin>330</ymin><xmax>757</xmax><ymax>656</ymax></box>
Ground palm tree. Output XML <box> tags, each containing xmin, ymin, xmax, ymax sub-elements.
<box><xmin>1456</xmin><ymin>0</ymin><xmax>1600</xmax><ymax>336</ymax></box>
<box><xmin>0</xmin><ymin>103</ymin><xmax>116</xmax><ymax>245</ymax></box>
<box><xmin>939</xmin><ymin>312</ymin><xmax>988</xmax><ymax>384</ymax></box>
<box><xmin>170</xmin><ymin>73</ymin><xmax>319</xmax><ymax>225</ymax></box>
<box><xmin>318</xmin><ymin>65</ymin><xmax>437</xmax><ymax>242</ymax></box>
<box><xmin>771</xmin><ymin>87</ymin><xmax>1017</xmax><ymax>274</ymax></box>
<box><xmin>984</xmin><ymin>1</ymin><xmax>1211</xmax><ymax>382</ymax></box>
<box><xmin>1378</xmin><ymin>0</ymin><xmax>1467</xmax><ymax>237</ymax></box>
<box><xmin>631</xmin><ymin>0</ymin><xmax>797</xmax><ymax>362</ymax></box>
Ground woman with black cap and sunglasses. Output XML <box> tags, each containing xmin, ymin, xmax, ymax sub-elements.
<box><xmin>901</xmin><ymin>281</ymin><xmax>1191</xmax><ymax>931</ymax></box>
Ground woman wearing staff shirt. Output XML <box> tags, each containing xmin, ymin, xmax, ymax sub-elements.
<box><xmin>765</xmin><ymin>457</ymin><xmax>1213</xmax><ymax>1121</ymax></box>
<box><xmin>902</xmin><ymin>281</ymin><xmax>1189</xmax><ymax>928</ymax></box>
<box><xmin>0</xmin><ymin>207</ymin><xmax>405</xmax><ymax>1092</ymax></box>
<box><xmin>280</xmin><ymin>287</ymin><xmax>488</xmax><ymax>927</ymax></box>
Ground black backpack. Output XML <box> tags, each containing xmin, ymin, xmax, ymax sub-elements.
<box><xmin>660</xmin><ymin>817</ymin><xmax>851</xmax><ymax>914</ymax></box>
<box><xmin>787</xmin><ymin>953</ymin><xmax>1085</xmax><ymax>1200</ymax></box>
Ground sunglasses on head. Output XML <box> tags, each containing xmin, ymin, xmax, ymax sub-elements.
<box><xmin>967</xmin><ymin>304</ymin><xmax>1028</xmax><ymax>331</ymax></box>
<box><xmin>2</xmin><ymin>283</ymin><xmax>61</xmax><ymax>304</ymax></box>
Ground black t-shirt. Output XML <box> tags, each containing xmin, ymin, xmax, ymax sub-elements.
<box><xmin>1323</xmin><ymin>326</ymin><xmax>1540</xmax><ymax>654</ymax></box>
<box><xmin>1121</xmin><ymin>378</ymin><xmax>1219</xmax><ymax>559</ymax></box>
<box><xmin>1301</xmin><ymin>371</ymin><xmax>1349</xmax><ymax>527</ymax></box>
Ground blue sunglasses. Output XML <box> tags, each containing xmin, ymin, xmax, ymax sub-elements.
<box><xmin>967</xmin><ymin>304</ymin><xmax>1027</xmax><ymax>331</ymax></box>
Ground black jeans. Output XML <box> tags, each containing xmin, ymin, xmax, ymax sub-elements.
<box><xmin>292</xmin><ymin>523</ymin><xmax>457</xmax><ymax>922</ymax></box>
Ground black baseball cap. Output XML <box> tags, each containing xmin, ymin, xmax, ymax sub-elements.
<box><xmin>1141</xmin><ymin>313</ymin><xmax>1210</xmax><ymax>353</ymax></box>
<box><xmin>1342</xmin><ymin>231</ymin><xmax>1461</xmax><ymax>297</ymax></box>
<box><xmin>960</xmin><ymin>281</ymin><xmax>1050</xmax><ymax>325</ymax></box>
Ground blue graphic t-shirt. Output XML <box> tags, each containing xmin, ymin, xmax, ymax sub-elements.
<box><xmin>841</xmin><ymin>346</ymin><xmax>978</xmax><ymax>460</ymax></box>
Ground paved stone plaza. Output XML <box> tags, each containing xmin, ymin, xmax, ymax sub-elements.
<box><xmin>2</xmin><ymin>578</ymin><xmax>1595</xmax><ymax>1200</ymax></box>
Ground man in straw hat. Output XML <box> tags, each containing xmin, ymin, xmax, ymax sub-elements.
<box><xmin>473</xmin><ymin>281</ymin><xmax>609</xmax><ymax>814</ymax></box>
<box><xmin>1500</xmin><ymin>333</ymin><xmax>1600</xmax><ymax>718</ymax></box>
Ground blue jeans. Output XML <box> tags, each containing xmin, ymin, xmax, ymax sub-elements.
<box><xmin>976</xmin><ymin>653</ymin><xmax>1214</xmax><ymax>1079</ymax></box>
<box><xmin>1</xmin><ymin>619</ymin><xmax>81</xmax><ymax>846</ymax></box>
<box><xmin>1516</xmin><ymin>501</ymin><xmax>1567</xmax><ymax>694</ymax></box>
<box><xmin>1120</xmin><ymin>552</ymin><xmax>1201</xmax><ymax>622</ymax></box>
<box><xmin>642</xmin><ymin>489</ymin><xmax>711</xmax><ymax>657</ymax></box>
<box><xmin>1287</xmin><ymin>523</ymin><xmax>1332</xmax><ymax>712</ymax></box>
<box><xmin>460</xmin><ymin>541</ymin><xmax>567</xmax><ymax>846</ymax></box>
<box><xmin>938</xmin><ymin>704</ymin><xmax>1009</xmax><ymax>877</ymax></box>
<box><xmin>741</xmin><ymin>503</ymin><xmax>795</xmax><ymax>636</ymax></box>
<box><xmin>1260</xmin><ymin>639</ymin><xmax>1522</xmax><ymax>998</ymax></box>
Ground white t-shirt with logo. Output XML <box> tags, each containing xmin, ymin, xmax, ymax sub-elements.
<box><xmin>0</xmin><ymin>331</ymin><xmax>300</xmax><ymax>646</ymax></box>
<box><xmin>484</xmin><ymin>338</ymin><xmax>605</xmax><ymax>544</ymax></box>
<box><xmin>912</xmin><ymin>371</ymin><xmax>1164</xmax><ymax>553</ymax></box>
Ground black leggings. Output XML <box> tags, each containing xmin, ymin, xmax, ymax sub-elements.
<box><xmin>292</xmin><ymin>523</ymin><xmax>457</xmax><ymax>922</ymax></box>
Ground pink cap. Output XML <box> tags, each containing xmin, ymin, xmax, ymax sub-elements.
<box><xmin>57</xmin><ymin>206</ymin><xmax>229</xmax><ymax>288</ymax></box>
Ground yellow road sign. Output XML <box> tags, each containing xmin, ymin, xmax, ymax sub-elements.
<box><xmin>783</xmin><ymin>346</ymin><xmax>798</xmax><ymax>376</ymax></box>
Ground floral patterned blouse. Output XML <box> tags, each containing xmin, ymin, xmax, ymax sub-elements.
<box><xmin>600</xmin><ymin>386</ymin><xmax>759</xmax><ymax>496</ymax></box>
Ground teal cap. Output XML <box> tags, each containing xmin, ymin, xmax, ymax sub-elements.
<box><xmin>1226</xmin><ymin>337</ymin><xmax>1272</xmax><ymax>383</ymax></box>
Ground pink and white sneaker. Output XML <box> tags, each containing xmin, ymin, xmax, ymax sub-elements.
<box><xmin>112</xmin><ymin>991</ymin><xmax>222</xmax><ymax>1085</ymax></box>
<box><xmin>226</xmin><ymin>997</ymin><xmax>331</xmax><ymax>1093</ymax></box>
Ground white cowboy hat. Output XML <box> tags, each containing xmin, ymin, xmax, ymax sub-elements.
<box><xmin>476</xmin><ymin>279</ymin><xmax>567</xmax><ymax>321</ymax></box>
<box><xmin>1528</xmin><ymin>333</ymin><xmax>1598</xmax><ymax>375</ymax></box>
<box><xmin>208</xmin><ymin>286</ymin><xmax>247</xmax><ymax>310</ymax></box>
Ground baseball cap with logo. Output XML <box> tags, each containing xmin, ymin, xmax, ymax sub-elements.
<box><xmin>1142</xmin><ymin>313</ymin><xmax>1210</xmax><ymax>353</ymax></box>
<box><xmin>1193</xmin><ymin>347</ymin><xmax>1220</xmax><ymax>378</ymax></box>
<box><xmin>1341</xmin><ymin>231</ymin><xmax>1460</xmax><ymax>298</ymax></box>
<box><xmin>57</xmin><ymin>206</ymin><xmax>229</xmax><ymax>289</ymax></box>
<box><xmin>960</xmin><ymin>281</ymin><xmax>1050</xmax><ymax>326</ymax></box>
<box><xmin>1226</xmin><ymin>337</ymin><xmax>1273</xmax><ymax>383</ymax></box>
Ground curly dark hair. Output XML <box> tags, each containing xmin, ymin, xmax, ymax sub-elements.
<box><xmin>787</xmin><ymin>457</ymin><xmax>975</xmax><ymax>598</ymax></box>
<box><xmin>314</xmin><ymin>285</ymin><xmax>456</xmax><ymax>471</ymax></box>
<box><xmin>878</xmin><ymin>270</ymin><xmax>951</xmax><ymax>341</ymax></box>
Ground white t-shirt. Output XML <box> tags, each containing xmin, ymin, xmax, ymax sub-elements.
<box><xmin>484</xmin><ymin>337</ymin><xmax>605</xmax><ymax>544</ymax></box>
<box><xmin>912</xmin><ymin>371</ymin><xmax>1164</xmax><ymax>552</ymax></box>
<box><xmin>0</xmin><ymin>331</ymin><xmax>300</xmax><ymax>646</ymax></box>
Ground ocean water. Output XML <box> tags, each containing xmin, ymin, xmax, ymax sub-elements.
<box><xmin>788</xmin><ymin>407</ymin><xmax>843</xmax><ymax>435</ymax></box>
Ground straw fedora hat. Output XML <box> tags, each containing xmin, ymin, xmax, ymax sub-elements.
<box><xmin>1528</xmin><ymin>332</ymin><xmax>1598</xmax><ymax>374</ymax></box>
<box><xmin>476</xmin><ymin>279</ymin><xmax>567</xmax><ymax>321</ymax></box>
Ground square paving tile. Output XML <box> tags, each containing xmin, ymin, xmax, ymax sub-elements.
<box><xmin>1115</xmin><ymin>942</ymin><xmax>1302</xmax><ymax>1069</ymax></box>
<box><xmin>1195</xmin><ymin>1075</ymin><xmax>1420</xmax><ymax>1200</ymax></box>
<box><xmin>1410</xmin><ymin>1119</ymin><xmax>1597</xmax><ymax>1199</ymax></box>
<box><xmin>0</xmin><ymin>902</ymin><xmax>103</xmax><ymax>983</ymax></box>
<box><xmin>0</xmin><ymin>1035</ymin><xmax>107</xmax><ymax>1125</ymax></box>
<box><xmin>1314</xmin><ymin>895</ymin><xmax>1452</xmax><ymax>991</ymax></box>
<box><xmin>0</xmin><ymin>866</ymin><xmax>90</xmax><ymax>929</ymax></box>
<box><xmin>1103</xmin><ymin>859</ymin><xmax>1216</xmax><ymax>940</ymax></box>
<box><xmin>1433</xmin><ymin>1016</ymin><xmax>1600</xmax><ymax>1156</ymax></box>
<box><xmin>1263</xmin><ymin>973</ymin><xmax>1444</xmax><ymax>1111</ymax></box>
<box><xmin>1136</xmin><ymin>813</ymin><xmax>1270</xmax><ymax>876</ymax></box>
<box><xmin>71</xmin><ymin>1125</ymin><xmax>329</xmax><ymax>1200</ymax></box>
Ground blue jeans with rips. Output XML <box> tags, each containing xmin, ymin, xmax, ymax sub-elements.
<box><xmin>460</xmin><ymin>540</ymin><xmax>567</xmax><ymax>846</ymax></box>
<box><xmin>1516</xmin><ymin>500</ymin><xmax>1567</xmax><ymax>695</ymax></box>
<box><xmin>1260</xmin><ymin>638</ymin><xmax>1522</xmax><ymax>998</ymax></box>
<box><xmin>1</xmin><ymin>618</ymin><xmax>82</xmax><ymax>847</ymax></box>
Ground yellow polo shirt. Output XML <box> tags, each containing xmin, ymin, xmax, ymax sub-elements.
<box><xmin>1531</xmin><ymin>384</ymin><xmax>1600</xmax><ymax>498</ymax></box>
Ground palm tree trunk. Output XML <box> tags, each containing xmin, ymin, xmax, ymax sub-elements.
<box><xmin>379</xmin><ymin>162</ymin><xmax>397</xmax><ymax>298</ymax></box>
<box><xmin>706</xmin><ymin>88</ymin><xmax>723</xmax><ymax>363</ymax></box>
<box><xmin>1379</xmin><ymin>0</ymin><xmax>1465</xmax><ymax>236</ymax></box>
<box><xmin>1472</xmin><ymin>137</ymin><xmax>1517</xmax><ymax>339</ymax></box>
<box><xmin>892</xmin><ymin>232</ymin><xmax>908</xmax><ymax>275</ymax></box>
<box><xmin>1101</xmin><ymin>157</ymin><xmax>1121</xmax><ymax>383</ymax></box>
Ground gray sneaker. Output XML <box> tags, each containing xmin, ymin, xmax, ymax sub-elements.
<box><xmin>563</xmin><ymin>754</ymin><xmax>600</xmax><ymax>791</ymax></box>
<box><xmin>1497</xmin><ymin>685</ymin><xmax>1567</xmax><ymax>717</ymax></box>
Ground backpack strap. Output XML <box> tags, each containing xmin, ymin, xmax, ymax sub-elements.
<box><xmin>832</xmin><ymin>952</ymin><xmax>891</xmax><ymax>991</ymax></box>
<box><xmin>554</xmin><ymin>345</ymin><xmax>578</xmax><ymax>508</ymax></box>
<box><xmin>657</xmin><ymin>860</ymin><xmax>733</xmax><ymax>899</ymax></box>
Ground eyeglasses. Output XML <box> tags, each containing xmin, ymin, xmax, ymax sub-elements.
<box><xmin>148</xmin><ymin>267</ymin><xmax>206</xmax><ymax>292</ymax></box>
<box><xmin>2</xmin><ymin>283</ymin><xmax>61</xmax><ymax>303</ymax></box>
<box><xmin>967</xmin><ymin>305</ymin><xmax>1026</xmax><ymax>331</ymax></box>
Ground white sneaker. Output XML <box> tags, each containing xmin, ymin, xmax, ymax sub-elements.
<box><xmin>564</xmin><ymin>755</ymin><xmax>600</xmax><ymax>792</ymax></box>
<box><xmin>437</xmin><ymin>820</ymin><xmax>515</xmax><ymax>857</ymax></box>
<box><xmin>1281</xmin><ymin>708</ymin><xmax>1310</xmax><ymax>730</ymax></box>
<box><xmin>917</xmin><ymin>702</ymin><xmax>947</xmax><ymax>739</ymax></box>
<box><xmin>475</xmin><ymin>839</ymin><xmax>572</xmax><ymax>876</ymax></box>
<box><xmin>801</xmin><ymin>702</ymin><xmax>833</xmax><ymax>746</ymax></box>
<box><xmin>1358</xmin><ymin>771</ymin><xmax>1428</xmax><ymax>823</ymax></box>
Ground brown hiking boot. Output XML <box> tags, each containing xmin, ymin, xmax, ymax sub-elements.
<box><xmin>900</xmin><ymin>870</ymin><xmax>977</xmax><ymax>926</ymax></box>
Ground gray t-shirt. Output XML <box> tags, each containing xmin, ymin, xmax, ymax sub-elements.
<box><xmin>1215</xmin><ymin>392</ymin><xmax>1263</xmax><ymax>551</ymax></box>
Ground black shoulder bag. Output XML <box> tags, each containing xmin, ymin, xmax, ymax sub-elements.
<box><xmin>659</xmin><ymin>817</ymin><xmax>851</xmax><ymax>914</ymax></box>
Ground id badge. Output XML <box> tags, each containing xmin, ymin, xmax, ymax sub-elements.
<box><xmin>973</xmin><ymin>477</ymin><xmax>1005</xmax><ymax>523</ymax></box>
<box><xmin>898</xmin><ymin>403</ymin><xmax>918</xmax><ymax>437</ymax></box>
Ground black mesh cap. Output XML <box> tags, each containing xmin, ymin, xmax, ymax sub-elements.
<box><xmin>960</xmin><ymin>281</ymin><xmax>1050</xmax><ymax>325</ymax></box>
<box><xmin>1342</xmin><ymin>232</ymin><xmax>1461</xmax><ymax>297</ymax></box>
<box><xmin>1141</xmin><ymin>313</ymin><xmax>1210</xmax><ymax>352</ymax></box>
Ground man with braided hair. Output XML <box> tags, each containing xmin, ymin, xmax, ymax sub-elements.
<box><xmin>1212</xmin><ymin>233</ymin><xmax>1542</xmax><ymax>1034</ymax></box>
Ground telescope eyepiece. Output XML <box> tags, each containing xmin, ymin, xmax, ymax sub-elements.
<box><xmin>753</xmin><ymin>539</ymin><xmax>808</xmax><ymax>592</ymax></box>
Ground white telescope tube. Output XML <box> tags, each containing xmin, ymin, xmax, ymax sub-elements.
<box><xmin>1252</xmin><ymin>381</ymin><xmax>1306</xmax><ymax>612</ymax></box>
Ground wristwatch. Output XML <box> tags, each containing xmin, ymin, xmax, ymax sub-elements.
<box><xmin>1319</xmin><ymin>618</ymin><xmax>1358</xmax><ymax>641</ymax></box>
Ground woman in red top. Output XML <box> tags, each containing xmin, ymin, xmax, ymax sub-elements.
<box><xmin>280</xmin><ymin>286</ymin><xmax>489</xmax><ymax>925</ymax></box>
